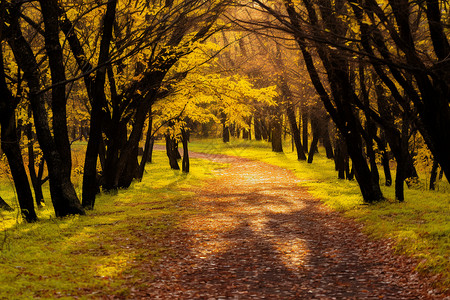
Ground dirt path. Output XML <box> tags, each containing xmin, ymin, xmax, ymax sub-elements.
<box><xmin>128</xmin><ymin>152</ymin><xmax>445</xmax><ymax>299</ymax></box>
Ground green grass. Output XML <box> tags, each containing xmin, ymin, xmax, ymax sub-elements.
<box><xmin>0</xmin><ymin>150</ymin><xmax>224</xmax><ymax>299</ymax></box>
<box><xmin>189</xmin><ymin>138</ymin><xmax>450</xmax><ymax>290</ymax></box>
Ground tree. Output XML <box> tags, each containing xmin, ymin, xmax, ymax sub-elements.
<box><xmin>0</xmin><ymin>27</ymin><xmax>37</xmax><ymax>221</ymax></box>
<box><xmin>4</xmin><ymin>1</ymin><xmax>85</xmax><ymax>217</ymax></box>
<box><xmin>248</xmin><ymin>0</ymin><xmax>384</xmax><ymax>202</ymax></box>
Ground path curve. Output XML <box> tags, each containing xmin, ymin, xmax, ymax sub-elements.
<box><xmin>130</xmin><ymin>152</ymin><xmax>446</xmax><ymax>299</ymax></box>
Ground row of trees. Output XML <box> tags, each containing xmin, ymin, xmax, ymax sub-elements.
<box><xmin>0</xmin><ymin>0</ymin><xmax>238</xmax><ymax>221</ymax></box>
<box><xmin>229</xmin><ymin>0</ymin><xmax>449</xmax><ymax>203</ymax></box>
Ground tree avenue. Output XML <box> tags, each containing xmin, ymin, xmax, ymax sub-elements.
<box><xmin>0</xmin><ymin>0</ymin><xmax>448</xmax><ymax>221</ymax></box>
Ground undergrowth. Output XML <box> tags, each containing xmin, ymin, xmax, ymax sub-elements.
<box><xmin>0</xmin><ymin>150</ymin><xmax>224</xmax><ymax>299</ymax></box>
<box><xmin>189</xmin><ymin>138</ymin><xmax>450</xmax><ymax>290</ymax></box>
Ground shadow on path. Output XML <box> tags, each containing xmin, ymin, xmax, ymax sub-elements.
<box><xmin>131</xmin><ymin>152</ymin><xmax>444</xmax><ymax>299</ymax></box>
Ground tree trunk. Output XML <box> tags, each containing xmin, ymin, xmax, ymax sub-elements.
<box><xmin>26</xmin><ymin>123</ymin><xmax>45</xmax><ymax>208</ymax></box>
<box><xmin>254</xmin><ymin>116</ymin><xmax>262</xmax><ymax>141</ymax></box>
<box><xmin>138</xmin><ymin>110</ymin><xmax>155</xmax><ymax>180</ymax></box>
<box><xmin>359</xmin><ymin>63</ymin><xmax>380</xmax><ymax>186</ymax></box>
<box><xmin>0</xmin><ymin>98</ymin><xmax>37</xmax><ymax>222</ymax></box>
<box><xmin>286</xmin><ymin>103</ymin><xmax>306</xmax><ymax>160</ymax></box>
<box><xmin>307</xmin><ymin>116</ymin><xmax>320</xmax><ymax>163</ymax></box>
<box><xmin>174</xmin><ymin>140</ymin><xmax>181</xmax><ymax>160</ymax></box>
<box><xmin>307</xmin><ymin>135</ymin><xmax>319</xmax><ymax>164</ymax></box>
<box><xmin>181</xmin><ymin>128</ymin><xmax>190</xmax><ymax>173</ymax></box>
<box><xmin>229</xmin><ymin>123</ymin><xmax>236</xmax><ymax>137</ymax></box>
<box><xmin>374</xmin><ymin>82</ymin><xmax>418</xmax><ymax>182</ymax></box>
<box><xmin>242</xmin><ymin>128</ymin><xmax>249</xmax><ymax>140</ymax></box>
<box><xmin>335</xmin><ymin>139</ymin><xmax>346</xmax><ymax>179</ymax></box>
<box><xmin>378</xmin><ymin>134</ymin><xmax>392</xmax><ymax>186</ymax></box>
<box><xmin>118</xmin><ymin>146</ymin><xmax>139</xmax><ymax>188</ymax></box>
<box><xmin>395</xmin><ymin>114</ymin><xmax>410</xmax><ymax>202</ymax></box>
<box><xmin>1</xmin><ymin>28</ymin><xmax>37</xmax><ymax>222</ymax></box>
<box><xmin>261</xmin><ymin>119</ymin><xmax>269</xmax><ymax>141</ymax></box>
<box><xmin>322</xmin><ymin>122</ymin><xmax>334</xmax><ymax>159</ymax></box>
<box><xmin>102</xmin><ymin>122</ymin><xmax>127</xmax><ymax>190</ymax></box>
<box><xmin>222</xmin><ymin>124</ymin><xmax>230</xmax><ymax>143</ymax></box>
<box><xmin>82</xmin><ymin>0</ymin><xmax>118</xmax><ymax>208</ymax></box>
<box><xmin>301</xmin><ymin>103</ymin><xmax>309</xmax><ymax>153</ymax></box>
<box><xmin>166</xmin><ymin>134</ymin><xmax>180</xmax><ymax>170</ymax></box>
<box><xmin>429</xmin><ymin>159</ymin><xmax>439</xmax><ymax>190</ymax></box>
<box><xmin>40</xmin><ymin>0</ymin><xmax>73</xmax><ymax>178</ymax></box>
<box><xmin>271</xmin><ymin>114</ymin><xmax>283</xmax><ymax>153</ymax></box>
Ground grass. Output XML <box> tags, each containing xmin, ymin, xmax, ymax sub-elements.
<box><xmin>189</xmin><ymin>138</ymin><xmax>450</xmax><ymax>290</ymax></box>
<box><xmin>0</xmin><ymin>149</ymin><xmax>225</xmax><ymax>299</ymax></box>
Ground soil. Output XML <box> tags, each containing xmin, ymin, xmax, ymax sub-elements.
<box><xmin>119</xmin><ymin>152</ymin><xmax>449</xmax><ymax>299</ymax></box>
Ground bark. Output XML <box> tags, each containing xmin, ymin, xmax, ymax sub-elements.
<box><xmin>82</xmin><ymin>0</ymin><xmax>118</xmax><ymax>209</ymax></box>
<box><xmin>429</xmin><ymin>159</ymin><xmax>439</xmax><ymax>191</ymax></box>
<box><xmin>395</xmin><ymin>113</ymin><xmax>410</xmax><ymax>202</ymax></box>
<box><xmin>261</xmin><ymin>119</ymin><xmax>269</xmax><ymax>141</ymax></box>
<box><xmin>118</xmin><ymin>146</ymin><xmax>139</xmax><ymax>188</ymax></box>
<box><xmin>102</xmin><ymin>122</ymin><xmax>127</xmax><ymax>190</ymax></box>
<box><xmin>322</xmin><ymin>122</ymin><xmax>334</xmax><ymax>159</ymax></box>
<box><xmin>242</xmin><ymin>129</ymin><xmax>249</xmax><ymax>140</ymax></box>
<box><xmin>301</xmin><ymin>103</ymin><xmax>308</xmax><ymax>153</ymax></box>
<box><xmin>373</xmin><ymin>80</ymin><xmax>418</xmax><ymax>181</ymax></box>
<box><xmin>229</xmin><ymin>123</ymin><xmax>236</xmax><ymax>138</ymax></box>
<box><xmin>26</xmin><ymin>122</ymin><xmax>45</xmax><ymax>207</ymax></box>
<box><xmin>284</xmin><ymin>89</ymin><xmax>306</xmax><ymax>160</ymax></box>
<box><xmin>166</xmin><ymin>134</ymin><xmax>180</xmax><ymax>170</ymax></box>
<box><xmin>254</xmin><ymin>116</ymin><xmax>262</xmax><ymax>141</ymax></box>
<box><xmin>40</xmin><ymin>0</ymin><xmax>71</xmax><ymax>178</ymax></box>
<box><xmin>0</xmin><ymin>90</ymin><xmax>37</xmax><ymax>222</ymax></box>
<box><xmin>138</xmin><ymin>109</ymin><xmax>154</xmax><ymax>180</ymax></box>
<box><xmin>222</xmin><ymin>124</ymin><xmax>230</xmax><ymax>143</ymax></box>
<box><xmin>59</xmin><ymin>9</ymin><xmax>94</xmax><ymax>99</ymax></box>
<box><xmin>174</xmin><ymin>139</ymin><xmax>181</xmax><ymax>160</ymax></box>
<box><xmin>221</xmin><ymin>113</ymin><xmax>229</xmax><ymax>143</ymax></box>
<box><xmin>246</xmin><ymin>118</ymin><xmax>252</xmax><ymax>140</ymax></box>
<box><xmin>359</xmin><ymin>63</ymin><xmax>379</xmax><ymax>184</ymax></box>
<box><xmin>307</xmin><ymin>116</ymin><xmax>320</xmax><ymax>164</ymax></box>
<box><xmin>181</xmin><ymin>128</ymin><xmax>190</xmax><ymax>173</ymax></box>
<box><xmin>378</xmin><ymin>133</ymin><xmax>392</xmax><ymax>186</ymax></box>
<box><xmin>334</xmin><ymin>137</ymin><xmax>346</xmax><ymax>179</ymax></box>
<box><xmin>271</xmin><ymin>113</ymin><xmax>283</xmax><ymax>153</ymax></box>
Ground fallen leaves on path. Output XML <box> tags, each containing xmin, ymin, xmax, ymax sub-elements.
<box><xmin>118</xmin><ymin>153</ymin><xmax>448</xmax><ymax>299</ymax></box>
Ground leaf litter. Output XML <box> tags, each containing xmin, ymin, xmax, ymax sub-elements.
<box><xmin>110</xmin><ymin>152</ymin><xmax>449</xmax><ymax>299</ymax></box>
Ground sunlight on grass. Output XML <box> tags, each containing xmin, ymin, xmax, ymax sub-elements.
<box><xmin>189</xmin><ymin>138</ymin><xmax>450</xmax><ymax>290</ymax></box>
<box><xmin>0</xmin><ymin>150</ymin><xmax>222</xmax><ymax>298</ymax></box>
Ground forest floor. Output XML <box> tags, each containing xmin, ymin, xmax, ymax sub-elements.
<box><xmin>117</xmin><ymin>151</ymin><xmax>448</xmax><ymax>299</ymax></box>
